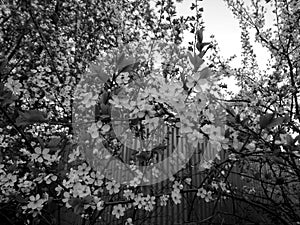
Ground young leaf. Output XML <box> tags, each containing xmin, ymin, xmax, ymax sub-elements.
<box><xmin>117</xmin><ymin>56</ymin><xmax>137</xmax><ymax>73</ymax></box>
<box><xmin>259</xmin><ymin>113</ymin><xmax>275</xmax><ymax>129</ymax></box>
<box><xmin>116</xmin><ymin>52</ymin><xmax>125</xmax><ymax>66</ymax></box>
<box><xmin>69</xmin><ymin>197</ymin><xmax>84</xmax><ymax>215</ymax></box>
<box><xmin>196</xmin><ymin>28</ymin><xmax>204</xmax><ymax>44</ymax></box>
<box><xmin>187</xmin><ymin>52</ymin><xmax>204</xmax><ymax>71</ymax></box>
<box><xmin>259</xmin><ymin>113</ymin><xmax>287</xmax><ymax>129</ymax></box>
<box><xmin>187</xmin><ymin>51</ymin><xmax>195</xmax><ymax>67</ymax></box>
<box><xmin>200</xmin><ymin>67</ymin><xmax>212</xmax><ymax>79</ymax></box>
<box><xmin>267</xmin><ymin>117</ymin><xmax>285</xmax><ymax>128</ymax></box>
<box><xmin>89</xmin><ymin>63</ymin><xmax>109</xmax><ymax>83</ymax></box>
<box><xmin>16</xmin><ymin>110</ymin><xmax>48</xmax><ymax>127</ymax></box>
<box><xmin>196</xmin><ymin>42</ymin><xmax>210</xmax><ymax>52</ymax></box>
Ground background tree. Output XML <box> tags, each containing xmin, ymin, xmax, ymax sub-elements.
<box><xmin>202</xmin><ymin>0</ymin><xmax>300</xmax><ymax>224</ymax></box>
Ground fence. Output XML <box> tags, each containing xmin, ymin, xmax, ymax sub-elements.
<box><xmin>54</xmin><ymin>123</ymin><xmax>261</xmax><ymax>225</ymax></box>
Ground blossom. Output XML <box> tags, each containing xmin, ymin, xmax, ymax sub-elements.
<box><xmin>84</xmin><ymin>172</ymin><xmax>95</xmax><ymax>185</ymax></box>
<box><xmin>22</xmin><ymin>194</ymin><xmax>48</xmax><ymax>217</ymax></box>
<box><xmin>81</xmin><ymin>92</ymin><xmax>98</xmax><ymax>108</ymax></box>
<box><xmin>133</xmin><ymin>194</ymin><xmax>146</xmax><ymax>209</ymax></box>
<box><xmin>0</xmin><ymin>164</ymin><xmax>4</xmax><ymax>174</ymax></box>
<box><xmin>18</xmin><ymin>180</ymin><xmax>35</xmax><ymax>193</ymax></box>
<box><xmin>62</xmin><ymin>192</ymin><xmax>71</xmax><ymax>208</ymax></box>
<box><xmin>125</xmin><ymin>218</ymin><xmax>134</xmax><ymax>225</ymax></box>
<box><xmin>129</xmin><ymin>177</ymin><xmax>141</xmax><ymax>187</ymax></box>
<box><xmin>209</xmin><ymin>126</ymin><xmax>222</xmax><ymax>141</ymax></box>
<box><xmin>200</xmin><ymin>160</ymin><xmax>213</xmax><ymax>170</ymax></box>
<box><xmin>31</xmin><ymin>147</ymin><xmax>53</xmax><ymax>163</ymax></box>
<box><xmin>106</xmin><ymin>180</ymin><xmax>120</xmax><ymax>195</ymax></box>
<box><xmin>68</xmin><ymin>148</ymin><xmax>80</xmax><ymax>163</ymax></box>
<box><xmin>44</xmin><ymin>174</ymin><xmax>58</xmax><ymax>184</ymax></box>
<box><xmin>197</xmin><ymin>188</ymin><xmax>213</xmax><ymax>202</ymax></box>
<box><xmin>94</xmin><ymin>172</ymin><xmax>104</xmax><ymax>186</ymax></box>
<box><xmin>6</xmin><ymin>77</ymin><xmax>22</xmax><ymax>95</ymax></box>
<box><xmin>185</xmin><ymin>178</ymin><xmax>192</xmax><ymax>185</ymax></box>
<box><xmin>228</xmin><ymin>153</ymin><xmax>237</xmax><ymax>161</ymax></box>
<box><xmin>27</xmin><ymin>194</ymin><xmax>46</xmax><ymax>210</ymax></box>
<box><xmin>77</xmin><ymin>163</ymin><xmax>91</xmax><ymax>175</ymax></box>
<box><xmin>116</xmin><ymin>72</ymin><xmax>130</xmax><ymax>85</ymax></box>
<box><xmin>93</xmin><ymin>197</ymin><xmax>104</xmax><ymax>211</ymax></box>
<box><xmin>204</xmin><ymin>191</ymin><xmax>213</xmax><ymax>202</ymax></box>
<box><xmin>160</xmin><ymin>194</ymin><xmax>169</xmax><ymax>206</ymax></box>
<box><xmin>73</xmin><ymin>182</ymin><xmax>91</xmax><ymax>198</ymax></box>
<box><xmin>123</xmin><ymin>189</ymin><xmax>135</xmax><ymax>200</ymax></box>
<box><xmin>211</xmin><ymin>181</ymin><xmax>218</xmax><ymax>189</ymax></box>
<box><xmin>144</xmin><ymin>195</ymin><xmax>155</xmax><ymax>211</ymax></box>
<box><xmin>2</xmin><ymin>173</ymin><xmax>17</xmax><ymax>188</ymax></box>
<box><xmin>197</xmin><ymin>187</ymin><xmax>206</xmax><ymax>198</ymax></box>
<box><xmin>55</xmin><ymin>185</ymin><xmax>63</xmax><ymax>195</ymax></box>
<box><xmin>219</xmin><ymin>181</ymin><xmax>227</xmax><ymax>192</ymax></box>
<box><xmin>172</xmin><ymin>181</ymin><xmax>183</xmax><ymax>193</ymax></box>
<box><xmin>112</xmin><ymin>204</ymin><xmax>125</xmax><ymax>219</ymax></box>
<box><xmin>87</xmin><ymin>123</ymin><xmax>99</xmax><ymax>139</ymax></box>
<box><xmin>171</xmin><ymin>191</ymin><xmax>182</xmax><ymax>205</ymax></box>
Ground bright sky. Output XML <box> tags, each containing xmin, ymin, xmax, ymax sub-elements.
<box><xmin>175</xmin><ymin>0</ymin><xmax>273</xmax><ymax>92</ymax></box>
<box><xmin>177</xmin><ymin>0</ymin><xmax>272</xmax><ymax>66</ymax></box>
<box><xmin>178</xmin><ymin>0</ymin><xmax>241</xmax><ymax>62</ymax></box>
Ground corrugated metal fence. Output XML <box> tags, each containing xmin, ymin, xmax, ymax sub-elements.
<box><xmin>58</xmin><ymin>124</ymin><xmax>254</xmax><ymax>225</ymax></box>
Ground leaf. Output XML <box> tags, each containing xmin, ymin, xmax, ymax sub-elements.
<box><xmin>196</xmin><ymin>42</ymin><xmax>210</xmax><ymax>52</ymax></box>
<box><xmin>101</xmin><ymin>91</ymin><xmax>109</xmax><ymax>104</ymax></box>
<box><xmin>16</xmin><ymin>110</ymin><xmax>48</xmax><ymax>127</ymax></box>
<box><xmin>100</xmin><ymin>103</ymin><xmax>111</xmax><ymax>115</ymax></box>
<box><xmin>37</xmin><ymin>136</ymin><xmax>45</xmax><ymax>149</ymax></box>
<box><xmin>15</xmin><ymin>194</ymin><xmax>27</xmax><ymax>203</ymax></box>
<box><xmin>200</xmin><ymin>67</ymin><xmax>212</xmax><ymax>79</ymax></box>
<box><xmin>196</xmin><ymin>28</ymin><xmax>204</xmax><ymax>44</ymax></box>
<box><xmin>285</xmin><ymin>134</ymin><xmax>293</xmax><ymax>146</ymax></box>
<box><xmin>259</xmin><ymin>113</ymin><xmax>288</xmax><ymax>129</ymax></box>
<box><xmin>116</xmin><ymin>53</ymin><xmax>125</xmax><ymax>66</ymax></box>
<box><xmin>69</xmin><ymin>197</ymin><xmax>84</xmax><ymax>215</ymax></box>
<box><xmin>267</xmin><ymin>117</ymin><xmax>285</xmax><ymax>128</ymax></box>
<box><xmin>47</xmin><ymin>137</ymin><xmax>61</xmax><ymax>148</ymax></box>
<box><xmin>241</xmin><ymin>117</ymin><xmax>250</xmax><ymax>126</ymax></box>
<box><xmin>114</xmin><ymin>87</ymin><xmax>122</xmax><ymax>95</ymax></box>
<box><xmin>180</xmin><ymin>72</ymin><xmax>188</xmax><ymax>91</ymax></box>
<box><xmin>89</xmin><ymin>63</ymin><xmax>109</xmax><ymax>83</ymax></box>
<box><xmin>0</xmin><ymin>86</ymin><xmax>17</xmax><ymax>107</ymax></box>
<box><xmin>187</xmin><ymin>52</ymin><xmax>204</xmax><ymax>72</ymax></box>
<box><xmin>47</xmin><ymin>137</ymin><xmax>62</xmax><ymax>152</ymax></box>
<box><xmin>259</xmin><ymin>113</ymin><xmax>275</xmax><ymax>129</ymax></box>
<box><xmin>187</xmin><ymin>51</ymin><xmax>194</xmax><ymax>67</ymax></box>
<box><xmin>283</xmin><ymin>113</ymin><xmax>290</xmax><ymax>123</ymax></box>
<box><xmin>117</xmin><ymin>55</ymin><xmax>137</xmax><ymax>73</ymax></box>
<box><xmin>120</xmin><ymin>61</ymin><xmax>140</xmax><ymax>73</ymax></box>
<box><xmin>293</xmin><ymin>135</ymin><xmax>300</xmax><ymax>145</ymax></box>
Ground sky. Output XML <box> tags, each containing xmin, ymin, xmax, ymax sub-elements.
<box><xmin>178</xmin><ymin>0</ymin><xmax>242</xmax><ymax>64</ymax></box>
<box><xmin>176</xmin><ymin>0</ymin><xmax>273</xmax><ymax>66</ymax></box>
<box><xmin>175</xmin><ymin>0</ymin><xmax>273</xmax><ymax>92</ymax></box>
